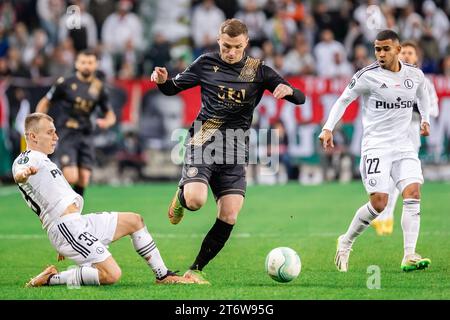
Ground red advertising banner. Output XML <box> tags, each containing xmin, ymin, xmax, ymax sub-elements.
<box><xmin>115</xmin><ymin>76</ymin><xmax>450</xmax><ymax>126</ymax></box>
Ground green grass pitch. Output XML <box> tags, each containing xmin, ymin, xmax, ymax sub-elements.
<box><xmin>0</xmin><ymin>182</ymin><xmax>449</xmax><ymax>299</ymax></box>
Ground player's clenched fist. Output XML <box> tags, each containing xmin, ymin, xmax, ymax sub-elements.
<box><xmin>420</xmin><ymin>122</ymin><xmax>430</xmax><ymax>137</ymax></box>
<box><xmin>14</xmin><ymin>166</ymin><xmax>38</xmax><ymax>183</ymax></box>
<box><xmin>272</xmin><ymin>84</ymin><xmax>293</xmax><ymax>99</ymax></box>
<box><xmin>318</xmin><ymin>129</ymin><xmax>334</xmax><ymax>151</ymax></box>
<box><xmin>151</xmin><ymin>67</ymin><xmax>168</xmax><ymax>84</ymax></box>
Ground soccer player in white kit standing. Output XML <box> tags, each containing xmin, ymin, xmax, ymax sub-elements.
<box><xmin>13</xmin><ymin>113</ymin><xmax>195</xmax><ymax>287</ymax></box>
<box><xmin>372</xmin><ymin>40</ymin><xmax>440</xmax><ymax>236</ymax></box>
<box><xmin>319</xmin><ymin>30</ymin><xmax>431</xmax><ymax>272</ymax></box>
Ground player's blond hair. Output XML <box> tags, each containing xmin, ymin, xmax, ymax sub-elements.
<box><xmin>220</xmin><ymin>18</ymin><xmax>248</xmax><ymax>37</ymax></box>
<box><xmin>25</xmin><ymin>113</ymin><xmax>54</xmax><ymax>137</ymax></box>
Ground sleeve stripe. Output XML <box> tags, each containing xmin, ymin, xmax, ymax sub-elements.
<box><xmin>172</xmin><ymin>79</ymin><xmax>182</xmax><ymax>89</ymax></box>
<box><xmin>355</xmin><ymin>62</ymin><xmax>379</xmax><ymax>78</ymax></box>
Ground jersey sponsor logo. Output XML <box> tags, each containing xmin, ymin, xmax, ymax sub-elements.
<box><xmin>375</xmin><ymin>98</ymin><xmax>414</xmax><ymax>109</ymax></box>
<box><xmin>348</xmin><ymin>78</ymin><xmax>356</xmax><ymax>89</ymax></box>
<box><xmin>18</xmin><ymin>156</ymin><xmax>29</xmax><ymax>164</ymax></box>
<box><xmin>404</xmin><ymin>79</ymin><xmax>414</xmax><ymax>89</ymax></box>
<box><xmin>74</xmin><ymin>97</ymin><xmax>95</xmax><ymax>113</ymax></box>
<box><xmin>218</xmin><ymin>86</ymin><xmax>246</xmax><ymax>104</ymax></box>
<box><xmin>50</xmin><ymin>168</ymin><xmax>63</xmax><ymax>178</ymax></box>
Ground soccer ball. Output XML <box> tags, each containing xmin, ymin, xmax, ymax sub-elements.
<box><xmin>265</xmin><ymin>247</ymin><xmax>301</xmax><ymax>283</ymax></box>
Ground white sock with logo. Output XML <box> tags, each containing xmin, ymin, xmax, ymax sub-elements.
<box><xmin>48</xmin><ymin>266</ymin><xmax>99</xmax><ymax>286</ymax></box>
<box><xmin>131</xmin><ymin>226</ymin><xmax>168</xmax><ymax>279</ymax></box>
<box><xmin>401</xmin><ymin>199</ymin><xmax>421</xmax><ymax>256</ymax></box>
<box><xmin>342</xmin><ymin>202</ymin><xmax>380</xmax><ymax>247</ymax></box>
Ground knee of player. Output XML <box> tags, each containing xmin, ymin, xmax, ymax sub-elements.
<box><xmin>219</xmin><ymin>215</ymin><xmax>237</xmax><ymax>225</ymax></box>
<box><xmin>129</xmin><ymin>212</ymin><xmax>145</xmax><ymax>230</ymax></box>
<box><xmin>100</xmin><ymin>266</ymin><xmax>122</xmax><ymax>285</ymax></box>
<box><xmin>404</xmin><ymin>189</ymin><xmax>421</xmax><ymax>200</ymax></box>
<box><xmin>185</xmin><ymin>197</ymin><xmax>205</xmax><ymax>211</ymax></box>
<box><xmin>370</xmin><ymin>195</ymin><xmax>388</xmax><ymax>213</ymax></box>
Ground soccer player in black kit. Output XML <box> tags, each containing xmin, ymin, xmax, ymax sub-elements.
<box><xmin>36</xmin><ymin>50</ymin><xmax>116</xmax><ymax>197</ymax></box>
<box><xmin>151</xmin><ymin>19</ymin><xmax>305</xmax><ymax>284</ymax></box>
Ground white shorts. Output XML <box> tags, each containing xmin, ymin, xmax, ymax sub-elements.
<box><xmin>48</xmin><ymin>212</ymin><xmax>118</xmax><ymax>266</ymax></box>
<box><xmin>360</xmin><ymin>148</ymin><xmax>423</xmax><ymax>194</ymax></box>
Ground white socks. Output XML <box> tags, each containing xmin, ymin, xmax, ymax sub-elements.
<box><xmin>342</xmin><ymin>202</ymin><xmax>380</xmax><ymax>247</ymax></box>
<box><xmin>131</xmin><ymin>227</ymin><xmax>168</xmax><ymax>279</ymax></box>
<box><xmin>48</xmin><ymin>266</ymin><xmax>100</xmax><ymax>286</ymax></box>
<box><xmin>401</xmin><ymin>199</ymin><xmax>421</xmax><ymax>256</ymax></box>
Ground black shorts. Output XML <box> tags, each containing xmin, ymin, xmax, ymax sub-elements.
<box><xmin>52</xmin><ymin>129</ymin><xmax>95</xmax><ymax>170</ymax></box>
<box><xmin>179</xmin><ymin>164</ymin><xmax>247</xmax><ymax>200</ymax></box>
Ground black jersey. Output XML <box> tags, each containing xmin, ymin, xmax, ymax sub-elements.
<box><xmin>45</xmin><ymin>74</ymin><xmax>111</xmax><ymax>134</ymax></box>
<box><xmin>157</xmin><ymin>52</ymin><xmax>305</xmax><ymax>164</ymax></box>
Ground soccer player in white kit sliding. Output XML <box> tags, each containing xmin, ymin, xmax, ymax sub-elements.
<box><xmin>371</xmin><ymin>40</ymin><xmax>440</xmax><ymax>236</ymax></box>
<box><xmin>319</xmin><ymin>30</ymin><xmax>431</xmax><ymax>272</ymax></box>
<box><xmin>13</xmin><ymin>113</ymin><xmax>196</xmax><ymax>287</ymax></box>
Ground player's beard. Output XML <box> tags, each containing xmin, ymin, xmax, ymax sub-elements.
<box><xmin>80</xmin><ymin>70</ymin><xmax>93</xmax><ymax>79</ymax></box>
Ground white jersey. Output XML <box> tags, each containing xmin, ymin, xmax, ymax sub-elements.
<box><xmin>323</xmin><ymin>61</ymin><xmax>430</xmax><ymax>153</ymax></box>
<box><xmin>12</xmin><ymin>150</ymin><xmax>83</xmax><ymax>231</ymax></box>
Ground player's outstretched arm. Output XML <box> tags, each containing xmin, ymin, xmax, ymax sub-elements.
<box><xmin>263</xmin><ymin>65</ymin><xmax>305</xmax><ymax>105</ymax></box>
<box><xmin>272</xmin><ymin>83</ymin><xmax>306</xmax><ymax>105</ymax></box>
<box><xmin>152</xmin><ymin>59</ymin><xmax>201</xmax><ymax>96</ymax></box>
<box><xmin>417</xmin><ymin>72</ymin><xmax>431</xmax><ymax>137</ymax></box>
<box><xmin>14</xmin><ymin>166</ymin><xmax>38</xmax><ymax>184</ymax></box>
<box><xmin>36</xmin><ymin>97</ymin><xmax>50</xmax><ymax>114</ymax></box>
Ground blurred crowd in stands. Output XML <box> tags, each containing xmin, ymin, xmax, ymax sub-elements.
<box><xmin>1</xmin><ymin>0</ymin><xmax>450</xmax><ymax>81</ymax></box>
<box><xmin>1</xmin><ymin>0</ymin><xmax>450</xmax><ymax>184</ymax></box>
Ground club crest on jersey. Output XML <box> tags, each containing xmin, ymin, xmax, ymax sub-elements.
<box><xmin>348</xmin><ymin>78</ymin><xmax>356</xmax><ymax>89</ymax></box>
<box><xmin>61</xmin><ymin>155</ymin><xmax>70</xmax><ymax>165</ymax></box>
<box><xmin>187</xmin><ymin>167</ymin><xmax>198</xmax><ymax>178</ymax></box>
<box><xmin>18</xmin><ymin>156</ymin><xmax>29</xmax><ymax>164</ymax></box>
<box><xmin>404</xmin><ymin>79</ymin><xmax>414</xmax><ymax>89</ymax></box>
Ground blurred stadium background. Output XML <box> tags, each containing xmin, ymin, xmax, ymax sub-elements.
<box><xmin>0</xmin><ymin>0</ymin><xmax>450</xmax><ymax>185</ymax></box>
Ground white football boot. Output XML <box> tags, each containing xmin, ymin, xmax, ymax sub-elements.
<box><xmin>335</xmin><ymin>235</ymin><xmax>352</xmax><ymax>272</ymax></box>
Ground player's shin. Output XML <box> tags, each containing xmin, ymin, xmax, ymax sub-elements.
<box><xmin>190</xmin><ymin>218</ymin><xmax>234</xmax><ymax>271</ymax></box>
<box><xmin>131</xmin><ymin>226</ymin><xmax>168</xmax><ymax>279</ymax></box>
<box><xmin>342</xmin><ymin>202</ymin><xmax>380</xmax><ymax>246</ymax></box>
<box><xmin>48</xmin><ymin>266</ymin><xmax>99</xmax><ymax>286</ymax></box>
<box><xmin>401</xmin><ymin>199</ymin><xmax>421</xmax><ymax>256</ymax></box>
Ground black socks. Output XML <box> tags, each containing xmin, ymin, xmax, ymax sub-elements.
<box><xmin>190</xmin><ymin>218</ymin><xmax>234</xmax><ymax>271</ymax></box>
